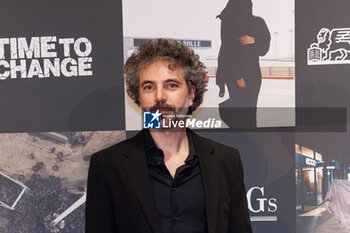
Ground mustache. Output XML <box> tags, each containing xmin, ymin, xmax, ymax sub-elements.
<box><xmin>149</xmin><ymin>102</ymin><xmax>176</xmax><ymax>112</ymax></box>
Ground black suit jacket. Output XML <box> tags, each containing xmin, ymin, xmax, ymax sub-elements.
<box><xmin>85</xmin><ymin>129</ymin><xmax>252</xmax><ymax>233</ymax></box>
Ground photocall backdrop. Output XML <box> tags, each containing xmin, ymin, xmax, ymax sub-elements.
<box><xmin>0</xmin><ymin>0</ymin><xmax>347</xmax><ymax>232</ymax></box>
<box><xmin>296</xmin><ymin>0</ymin><xmax>350</xmax><ymax>232</ymax></box>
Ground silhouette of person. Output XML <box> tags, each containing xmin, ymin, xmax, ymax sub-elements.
<box><xmin>216</xmin><ymin>0</ymin><xmax>270</xmax><ymax>128</ymax></box>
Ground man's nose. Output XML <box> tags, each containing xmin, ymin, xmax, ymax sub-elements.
<box><xmin>155</xmin><ymin>86</ymin><xmax>167</xmax><ymax>102</ymax></box>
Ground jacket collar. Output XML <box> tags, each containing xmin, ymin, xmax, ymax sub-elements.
<box><xmin>121</xmin><ymin>129</ymin><xmax>219</xmax><ymax>233</ymax></box>
<box><xmin>191</xmin><ymin>130</ymin><xmax>220</xmax><ymax>233</ymax></box>
<box><xmin>121</xmin><ymin>130</ymin><xmax>161</xmax><ymax>233</ymax></box>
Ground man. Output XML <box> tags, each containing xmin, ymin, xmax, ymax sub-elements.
<box><xmin>85</xmin><ymin>38</ymin><xmax>252</xmax><ymax>233</ymax></box>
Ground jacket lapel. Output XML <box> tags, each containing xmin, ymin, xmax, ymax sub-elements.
<box><xmin>191</xmin><ymin>130</ymin><xmax>220</xmax><ymax>233</ymax></box>
<box><xmin>121</xmin><ymin>131</ymin><xmax>161</xmax><ymax>233</ymax></box>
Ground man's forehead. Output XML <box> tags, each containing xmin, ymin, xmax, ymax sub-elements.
<box><xmin>139</xmin><ymin>59</ymin><xmax>185</xmax><ymax>82</ymax></box>
<box><xmin>142</xmin><ymin>57</ymin><xmax>184</xmax><ymax>70</ymax></box>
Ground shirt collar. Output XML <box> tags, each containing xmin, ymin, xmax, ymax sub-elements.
<box><xmin>143</xmin><ymin>128</ymin><xmax>157</xmax><ymax>152</ymax></box>
<box><xmin>143</xmin><ymin>128</ymin><xmax>198</xmax><ymax>161</ymax></box>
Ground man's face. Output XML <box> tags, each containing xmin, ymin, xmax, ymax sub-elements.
<box><xmin>138</xmin><ymin>59</ymin><xmax>195</xmax><ymax>119</ymax></box>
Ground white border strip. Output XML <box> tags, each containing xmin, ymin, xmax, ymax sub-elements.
<box><xmin>11</xmin><ymin>188</ymin><xmax>26</xmax><ymax>209</ymax></box>
<box><xmin>51</xmin><ymin>193</ymin><xmax>87</xmax><ymax>226</ymax></box>
<box><xmin>308</xmin><ymin>60</ymin><xmax>350</xmax><ymax>65</ymax></box>
<box><xmin>0</xmin><ymin>171</ymin><xmax>29</xmax><ymax>210</ymax></box>
<box><xmin>0</xmin><ymin>171</ymin><xmax>29</xmax><ymax>190</ymax></box>
<box><xmin>250</xmin><ymin>216</ymin><xmax>278</xmax><ymax>222</ymax></box>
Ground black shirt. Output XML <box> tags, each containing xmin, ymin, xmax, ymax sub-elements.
<box><xmin>143</xmin><ymin>129</ymin><xmax>207</xmax><ymax>233</ymax></box>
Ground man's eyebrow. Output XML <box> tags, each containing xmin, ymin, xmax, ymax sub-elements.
<box><xmin>140</xmin><ymin>79</ymin><xmax>181</xmax><ymax>86</ymax></box>
<box><xmin>140</xmin><ymin>80</ymin><xmax>154</xmax><ymax>86</ymax></box>
<box><xmin>164</xmin><ymin>79</ymin><xmax>181</xmax><ymax>83</ymax></box>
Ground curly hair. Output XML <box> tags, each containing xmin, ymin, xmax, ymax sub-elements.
<box><xmin>124</xmin><ymin>38</ymin><xmax>207</xmax><ymax>114</ymax></box>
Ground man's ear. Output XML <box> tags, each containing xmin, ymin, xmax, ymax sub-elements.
<box><xmin>189</xmin><ymin>85</ymin><xmax>195</xmax><ymax>106</ymax></box>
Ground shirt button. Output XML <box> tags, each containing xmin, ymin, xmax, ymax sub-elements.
<box><xmin>174</xmin><ymin>217</ymin><xmax>180</xmax><ymax>221</ymax></box>
<box><xmin>172</xmin><ymin>187</ymin><xmax>176</xmax><ymax>191</ymax></box>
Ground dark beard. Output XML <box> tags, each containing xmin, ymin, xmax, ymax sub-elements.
<box><xmin>148</xmin><ymin>102</ymin><xmax>175</xmax><ymax>113</ymax></box>
<box><xmin>144</xmin><ymin>101</ymin><xmax>189</xmax><ymax>123</ymax></box>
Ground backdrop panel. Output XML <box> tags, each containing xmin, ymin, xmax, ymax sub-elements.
<box><xmin>296</xmin><ymin>0</ymin><xmax>350</xmax><ymax>232</ymax></box>
<box><xmin>0</xmin><ymin>0</ymin><xmax>124</xmax><ymax>132</ymax></box>
<box><xmin>0</xmin><ymin>130</ymin><xmax>125</xmax><ymax>233</ymax></box>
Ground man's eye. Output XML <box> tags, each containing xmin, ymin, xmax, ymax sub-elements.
<box><xmin>143</xmin><ymin>85</ymin><xmax>153</xmax><ymax>90</ymax></box>
<box><xmin>168</xmin><ymin>83</ymin><xmax>178</xmax><ymax>88</ymax></box>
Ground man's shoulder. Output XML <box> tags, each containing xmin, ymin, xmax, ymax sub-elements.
<box><xmin>191</xmin><ymin>131</ymin><xmax>240</xmax><ymax>160</ymax></box>
<box><xmin>90</xmin><ymin>131</ymin><xmax>143</xmax><ymax>163</ymax></box>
